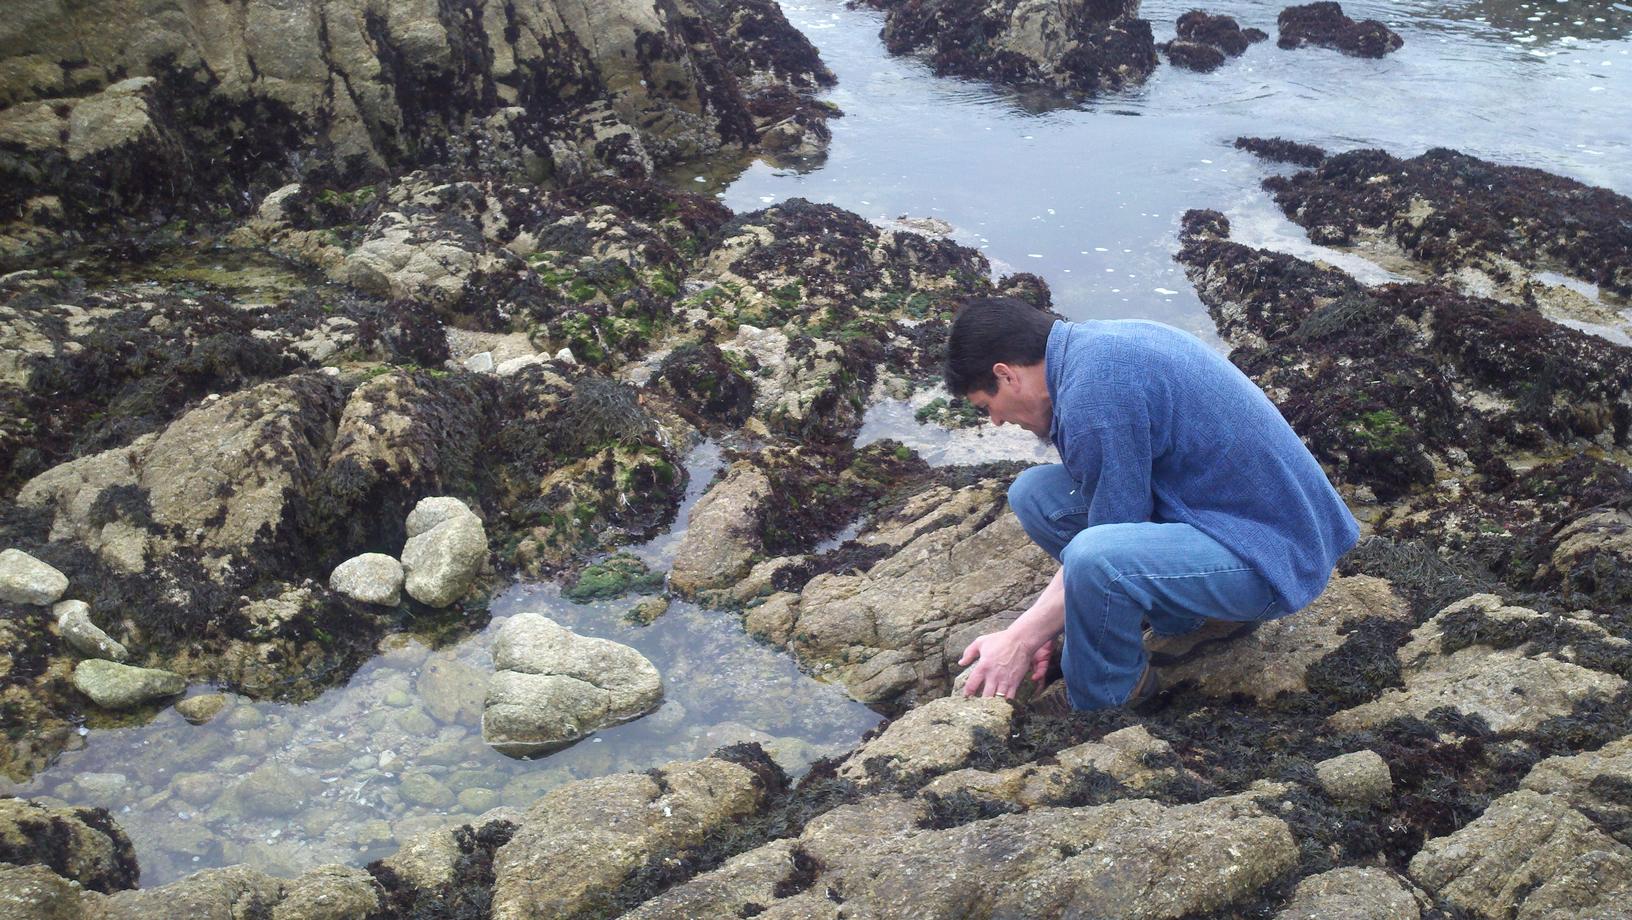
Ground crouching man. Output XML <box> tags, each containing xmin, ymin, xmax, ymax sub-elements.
<box><xmin>949</xmin><ymin>297</ymin><xmax>1358</xmax><ymax>711</ymax></box>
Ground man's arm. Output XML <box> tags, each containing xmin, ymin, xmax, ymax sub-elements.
<box><xmin>960</xmin><ymin>565</ymin><xmax>1067</xmax><ymax>698</ymax></box>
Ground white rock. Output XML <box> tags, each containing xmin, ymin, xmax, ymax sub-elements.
<box><xmin>402</xmin><ymin>499</ymin><xmax>486</xmax><ymax>608</ymax></box>
<box><xmin>53</xmin><ymin>600</ymin><xmax>127</xmax><ymax>661</ymax></box>
<box><xmin>553</xmin><ymin>348</ymin><xmax>577</xmax><ymax>365</ymax></box>
<box><xmin>495</xmin><ymin>354</ymin><xmax>545</xmax><ymax>376</ymax></box>
<box><xmin>329</xmin><ymin>553</ymin><xmax>405</xmax><ymax>606</ymax></box>
<box><xmin>0</xmin><ymin>548</ymin><xmax>68</xmax><ymax>606</ymax></box>
<box><xmin>464</xmin><ymin>351</ymin><xmax>495</xmax><ymax>373</ymax></box>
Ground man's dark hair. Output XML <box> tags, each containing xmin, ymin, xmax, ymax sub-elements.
<box><xmin>943</xmin><ymin>296</ymin><xmax>1057</xmax><ymax>395</ymax></box>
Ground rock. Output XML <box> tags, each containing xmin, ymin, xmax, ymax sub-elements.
<box><xmin>0</xmin><ymin>863</ymin><xmax>83</xmax><ymax>920</ymax></box>
<box><xmin>490</xmin><ymin>755</ymin><xmax>773</xmax><ymax>920</ymax></box>
<box><xmin>0</xmin><ymin>797</ymin><xmax>139</xmax><ymax>893</ymax></box>
<box><xmin>328</xmin><ymin>553</ymin><xmax>405</xmax><ymax>606</ymax></box>
<box><xmin>1519</xmin><ymin>736</ymin><xmax>1632</xmax><ymax>846</ymax></box>
<box><xmin>1409</xmin><ymin>789</ymin><xmax>1632</xmax><ymax>919</ymax></box>
<box><xmin>88</xmin><ymin>865</ymin><xmax>285</xmax><ymax>920</ymax></box>
<box><xmin>232</xmin><ymin>765</ymin><xmax>321</xmax><ymax>818</ymax></box>
<box><xmin>562</xmin><ymin>553</ymin><xmax>663</xmax><ymax>602</ymax></box>
<box><xmin>173</xmin><ymin>693</ymin><xmax>229</xmax><ymax>725</ymax></box>
<box><xmin>415</xmin><ymin>655</ymin><xmax>487</xmax><ymax>725</ymax></box>
<box><xmin>756</xmin><ymin>480</ymin><xmax>1054</xmax><ymax>705</ymax></box>
<box><xmin>399</xmin><ymin>772</ymin><xmax>456</xmax><ymax>809</ymax></box>
<box><xmin>922</xmin><ymin>725</ymin><xmax>1193</xmax><ymax>808</ymax></box>
<box><xmin>837</xmin><ymin>695</ymin><xmax>1012</xmax><ymax>787</ymax></box>
<box><xmin>1277</xmin><ymin>866</ymin><xmax>1427</xmax><ymax>919</ymax></box>
<box><xmin>1161</xmin><ymin>10</ymin><xmax>1267</xmax><ymax>72</ymax></box>
<box><xmin>1314</xmin><ymin>750</ymin><xmax>1392</xmax><ymax>806</ymax></box>
<box><xmin>464</xmin><ymin>351</ymin><xmax>495</xmax><ymax>373</ymax></box>
<box><xmin>171</xmin><ymin>772</ymin><xmax>228</xmax><ymax>806</ymax></box>
<box><xmin>0</xmin><ymin>549</ymin><xmax>68</xmax><ymax>605</ymax></box>
<box><xmin>669</xmin><ymin>462</ymin><xmax>772</xmax><ymax>594</ymax></box>
<box><xmin>481</xmin><ymin>613</ymin><xmax>663</xmax><ymax>756</ymax></box>
<box><xmin>71</xmin><ymin>659</ymin><xmax>184</xmax><ymax>709</ymax></box>
<box><xmin>626</xmin><ymin>596</ymin><xmax>670</xmax><ymax>625</ymax></box>
<box><xmin>1277</xmin><ymin>2</ymin><xmax>1403</xmax><ymax>57</ymax></box>
<box><xmin>271</xmin><ymin>864</ymin><xmax>381</xmax><ymax>920</ymax></box>
<box><xmin>53</xmin><ymin>599</ymin><xmax>127</xmax><ymax>661</ymax></box>
<box><xmin>400</xmin><ymin>497</ymin><xmax>486</xmax><ymax>608</ymax></box>
<box><xmin>374</xmin><ymin>826</ymin><xmax>461</xmax><ymax>893</ymax></box>
<box><xmin>1164</xmin><ymin>574</ymin><xmax>1409</xmax><ymax>701</ymax></box>
<box><xmin>72</xmin><ymin>773</ymin><xmax>128</xmax><ymax>810</ymax></box>
<box><xmin>1330</xmin><ymin>595</ymin><xmax>1626</xmax><ymax>733</ymax></box>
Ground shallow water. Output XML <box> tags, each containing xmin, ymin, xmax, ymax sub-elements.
<box><xmin>13</xmin><ymin>442</ymin><xmax>879</xmax><ymax>885</ymax></box>
<box><xmin>711</xmin><ymin>0</ymin><xmax>1632</xmax><ymax>339</ymax></box>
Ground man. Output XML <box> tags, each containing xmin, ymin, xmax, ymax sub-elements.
<box><xmin>948</xmin><ymin>296</ymin><xmax>1358</xmax><ymax>711</ymax></box>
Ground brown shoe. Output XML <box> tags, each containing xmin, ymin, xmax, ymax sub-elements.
<box><xmin>1027</xmin><ymin>665</ymin><xmax>1158</xmax><ymax>716</ymax></box>
<box><xmin>1144</xmin><ymin>619</ymin><xmax>1259</xmax><ymax>667</ymax></box>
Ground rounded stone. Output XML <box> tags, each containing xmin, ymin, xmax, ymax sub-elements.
<box><xmin>174</xmin><ymin>693</ymin><xmax>228</xmax><ymax>725</ymax></box>
<box><xmin>457</xmin><ymin>788</ymin><xmax>498</xmax><ymax>812</ymax></box>
<box><xmin>402</xmin><ymin>508</ymin><xmax>487</xmax><ymax>608</ymax></box>
<box><xmin>329</xmin><ymin>553</ymin><xmax>405</xmax><ymax>606</ymax></box>
<box><xmin>394</xmin><ymin>707</ymin><xmax>437</xmax><ymax>735</ymax></box>
<box><xmin>399</xmin><ymin>772</ymin><xmax>455</xmax><ymax>808</ymax></box>
<box><xmin>0</xmin><ymin>548</ymin><xmax>69</xmax><ymax>606</ymax></box>
<box><xmin>53</xmin><ymin>600</ymin><xmax>127</xmax><ymax>661</ymax></box>
<box><xmin>1315</xmin><ymin>749</ymin><xmax>1393</xmax><ymax>806</ymax></box>
<box><xmin>71</xmin><ymin>659</ymin><xmax>184</xmax><ymax>709</ymax></box>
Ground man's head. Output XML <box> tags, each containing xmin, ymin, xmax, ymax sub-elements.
<box><xmin>943</xmin><ymin>296</ymin><xmax>1056</xmax><ymax>440</ymax></box>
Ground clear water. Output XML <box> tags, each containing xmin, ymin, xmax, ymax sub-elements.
<box><xmin>16</xmin><ymin>0</ymin><xmax>1632</xmax><ymax>887</ymax></box>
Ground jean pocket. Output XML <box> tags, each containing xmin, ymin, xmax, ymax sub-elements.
<box><xmin>1046</xmin><ymin>504</ymin><xmax>1094</xmax><ymax>523</ymax></box>
<box><xmin>1257</xmin><ymin>597</ymin><xmax>1285</xmax><ymax>621</ymax></box>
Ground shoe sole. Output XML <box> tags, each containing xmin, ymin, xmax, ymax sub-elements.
<box><xmin>1147</xmin><ymin>621</ymin><xmax>1261</xmax><ymax>668</ymax></box>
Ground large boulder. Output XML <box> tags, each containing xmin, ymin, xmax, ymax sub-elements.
<box><xmin>400</xmin><ymin>497</ymin><xmax>487</xmax><ymax>608</ymax></box>
<box><xmin>481</xmin><ymin>613</ymin><xmax>664</xmax><ymax>755</ymax></box>
<box><xmin>0</xmin><ymin>797</ymin><xmax>138</xmax><ymax>893</ymax></box>
<box><xmin>489</xmin><ymin>753</ymin><xmax>774</xmax><ymax>919</ymax></box>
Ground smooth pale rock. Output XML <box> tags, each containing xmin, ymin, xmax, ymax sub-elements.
<box><xmin>328</xmin><ymin>553</ymin><xmax>405</xmax><ymax>606</ymax></box>
<box><xmin>495</xmin><ymin>354</ymin><xmax>546</xmax><ymax>376</ymax></box>
<box><xmin>54</xmin><ymin>599</ymin><xmax>127</xmax><ymax>661</ymax></box>
<box><xmin>399</xmin><ymin>772</ymin><xmax>455</xmax><ymax>808</ymax></box>
<box><xmin>490</xmin><ymin>756</ymin><xmax>770</xmax><ymax>920</ymax></box>
<box><xmin>1314</xmin><ymin>750</ymin><xmax>1392</xmax><ymax>806</ymax></box>
<box><xmin>401</xmin><ymin>498</ymin><xmax>486</xmax><ymax>608</ymax></box>
<box><xmin>71</xmin><ymin>659</ymin><xmax>184</xmax><ymax>708</ymax></box>
<box><xmin>1409</xmin><ymin>789</ymin><xmax>1632</xmax><ymax>919</ymax></box>
<box><xmin>463</xmin><ymin>351</ymin><xmax>495</xmax><ymax>373</ymax></box>
<box><xmin>553</xmin><ymin>348</ymin><xmax>577</xmax><ymax>365</ymax></box>
<box><xmin>1277</xmin><ymin>866</ymin><xmax>1427</xmax><ymax>919</ymax></box>
<box><xmin>0</xmin><ymin>548</ymin><xmax>68</xmax><ymax>605</ymax></box>
<box><xmin>482</xmin><ymin>613</ymin><xmax>663</xmax><ymax>756</ymax></box>
<box><xmin>174</xmin><ymin>693</ymin><xmax>229</xmax><ymax>725</ymax></box>
<box><xmin>837</xmin><ymin>695</ymin><xmax>1012</xmax><ymax>787</ymax></box>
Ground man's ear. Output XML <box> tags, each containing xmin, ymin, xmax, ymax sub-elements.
<box><xmin>991</xmin><ymin>362</ymin><xmax>1015</xmax><ymax>388</ymax></box>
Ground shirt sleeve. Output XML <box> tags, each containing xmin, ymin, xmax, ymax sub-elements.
<box><xmin>1066</xmin><ymin>414</ymin><xmax>1155</xmax><ymax>526</ymax></box>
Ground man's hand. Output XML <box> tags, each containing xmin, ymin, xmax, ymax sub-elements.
<box><xmin>959</xmin><ymin>629</ymin><xmax>1053</xmax><ymax>699</ymax></box>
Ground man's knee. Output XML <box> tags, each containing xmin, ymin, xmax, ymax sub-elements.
<box><xmin>1061</xmin><ymin>525</ymin><xmax>1137</xmax><ymax>591</ymax></box>
<box><xmin>1007</xmin><ymin>464</ymin><xmax>1067</xmax><ymax>532</ymax></box>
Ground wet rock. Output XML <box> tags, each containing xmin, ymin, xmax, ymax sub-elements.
<box><xmin>1250</xmin><ymin>144</ymin><xmax>1632</xmax><ymax>300</ymax></box>
<box><xmin>481</xmin><ymin>613</ymin><xmax>663</xmax><ymax>756</ymax></box>
<box><xmin>490</xmin><ymin>754</ymin><xmax>774</xmax><ymax>920</ymax></box>
<box><xmin>53</xmin><ymin>599</ymin><xmax>126</xmax><ymax>662</ymax></box>
<box><xmin>1163</xmin><ymin>575</ymin><xmax>1408</xmax><ymax>702</ymax></box>
<box><xmin>71</xmin><ymin>659</ymin><xmax>184</xmax><ymax>709</ymax></box>
<box><xmin>400</xmin><ymin>497</ymin><xmax>486</xmax><ymax>608</ymax></box>
<box><xmin>415</xmin><ymin>655</ymin><xmax>487</xmax><ymax>725</ymax></box>
<box><xmin>87</xmin><ymin>865</ymin><xmax>285</xmax><ymax>919</ymax></box>
<box><xmin>0</xmin><ymin>548</ymin><xmax>67</xmax><ymax>605</ymax></box>
<box><xmin>1546</xmin><ymin>509</ymin><xmax>1632</xmax><ymax>607</ymax></box>
<box><xmin>626</xmin><ymin>596</ymin><xmax>671</xmax><ymax>625</ymax></box>
<box><xmin>922</xmin><ymin>725</ymin><xmax>1191</xmax><ymax>807</ymax></box>
<box><xmin>647</xmin><ymin>341</ymin><xmax>756</xmax><ymax>428</ymax></box>
<box><xmin>1234</xmin><ymin>136</ymin><xmax>1326</xmax><ymax>168</ymax></box>
<box><xmin>271</xmin><ymin>864</ymin><xmax>381</xmax><ymax>920</ymax></box>
<box><xmin>328</xmin><ymin>553</ymin><xmax>404</xmax><ymax>607</ymax></box>
<box><xmin>860</xmin><ymin>0</ymin><xmax>1158</xmax><ymax>94</ymax></box>
<box><xmin>171</xmin><ymin>772</ymin><xmax>228</xmax><ymax>806</ymax></box>
<box><xmin>1313</xmin><ymin>750</ymin><xmax>1392</xmax><ymax>806</ymax></box>
<box><xmin>1409</xmin><ymin>788</ymin><xmax>1632</xmax><ymax>919</ymax></box>
<box><xmin>1277</xmin><ymin>2</ymin><xmax>1403</xmax><ymax>57</ymax></box>
<box><xmin>231</xmin><ymin>764</ymin><xmax>322</xmax><ymax>818</ymax></box>
<box><xmin>838</xmin><ymin>695</ymin><xmax>1012</xmax><ymax>787</ymax></box>
<box><xmin>0</xmin><ymin>797</ymin><xmax>139</xmax><ymax>893</ymax></box>
<box><xmin>1330</xmin><ymin>595</ymin><xmax>1626</xmax><ymax>733</ymax></box>
<box><xmin>0</xmin><ymin>863</ymin><xmax>83</xmax><ymax>920</ymax></box>
<box><xmin>750</xmin><ymin>479</ymin><xmax>1054</xmax><ymax>705</ymax></box>
<box><xmin>399</xmin><ymin>772</ymin><xmax>456</xmax><ymax>809</ymax></box>
<box><xmin>1161</xmin><ymin>10</ymin><xmax>1267</xmax><ymax>72</ymax></box>
<box><xmin>670</xmin><ymin>462</ymin><xmax>773</xmax><ymax>594</ymax></box>
<box><xmin>562</xmin><ymin>552</ymin><xmax>664</xmax><ymax>602</ymax></box>
<box><xmin>373</xmin><ymin>826</ymin><xmax>461</xmax><ymax>893</ymax></box>
<box><xmin>1276</xmin><ymin>866</ymin><xmax>1427</xmax><ymax>919</ymax></box>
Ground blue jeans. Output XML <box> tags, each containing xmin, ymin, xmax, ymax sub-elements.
<box><xmin>1008</xmin><ymin>464</ymin><xmax>1285</xmax><ymax>709</ymax></box>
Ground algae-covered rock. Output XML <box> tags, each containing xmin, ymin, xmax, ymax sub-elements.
<box><xmin>1277</xmin><ymin>866</ymin><xmax>1427</xmax><ymax>919</ymax></box>
<box><xmin>230</xmin><ymin>765</ymin><xmax>323</xmax><ymax>819</ymax></box>
<box><xmin>87</xmin><ymin>865</ymin><xmax>286</xmax><ymax>920</ymax></box>
<box><xmin>1161</xmin><ymin>10</ymin><xmax>1268</xmax><ymax>72</ymax></box>
<box><xmin>71</xmin><ymin>659</ymin><xmax>184</xmax><ymax>709</ymax></box>
<box><xmin>482</xmin><ymin>613</ymin><xmax>663</xmax><ymax>755</ymax></box>
<box><xmin>0</xmin><ymin>548</ymin><xmax>67</xmax><ymax>605</ymax></box>
<box><xmin>1277</xmin><ymin>2</ymin><xmax>1403</xmax><ymax>57</ymax></box>
<box><xmin>53</xmin><ymin>599</ymin><xmax>126</xmax><ymax>662</ymax></box>
<box><xmin>328</xmin><ymin>553</ymin><xmax>404</xmax><ymax>607</ymax></box>
<box><xmin>562</xmin><ymin>553</ymin><xmax>664</xmax><ymax>602</ymax></box>
<box><xmin>0</xmin><ymin>797</ymin><xmax>138</xmax><ymax>893</ymax></box>
<box><xmin>837</xmin><ymin>695</ymin><xmax>1012</xmax><ymax>787</ymax></box>
<box><xmin>0</xmin><ymin>863</ymin><xmax>84</xmax><ymax>919</ymax></box>
<box><xmin>271</xmin><ymin>864</ymin><xmax>381</xmax><ymax>920</ymax></box>
<box><xmin>489</xmin><ymin>753</ymin><xmax>775</xmax><ymax>919</ymax></box>
<box><xmin>173</xmin><ymin>693</ymin><xmax>228</xmax><ymax>725</ymax></box>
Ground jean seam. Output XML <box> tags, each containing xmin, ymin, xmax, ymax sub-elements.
<box><xmin>1045</xmin><ymin>504</ymin><xmax>1093</xmax><ymax>523</ymax></box>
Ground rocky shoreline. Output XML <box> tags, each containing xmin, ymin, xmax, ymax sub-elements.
<box><xmin>4</xmin><ymin>0</ymin><xmax>1632</xmax><ymax>918</ymax></box>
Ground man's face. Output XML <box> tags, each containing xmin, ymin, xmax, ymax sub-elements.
<box><xmin>965</xmin><ymin>363</ymin><xmax>1051</xmax><ymax>442</ymax></box>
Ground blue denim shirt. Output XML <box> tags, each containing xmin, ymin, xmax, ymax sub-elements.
<box><xmin>1044</xmin><ymin>319</ymin><xmax>1359</xmax><ymax>612</ymax></box>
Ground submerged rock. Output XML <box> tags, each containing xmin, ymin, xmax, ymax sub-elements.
<box><xmin>482</xmin><ymin>613</ymin><xmax>663</xmax><ymax>755</ymax></box>
<box><xmin>71</xmin><ymin>659</ymin><xmax>185</xmax><ymax>709</ymax></box>
<box><xmin>0</xmin><ymin>548</ymin><xmax>68</xmax><ymax>606</ymax></box>
<box><xmin>53</xmin><ymin>599</ymin><xmax>127</xmax><ymax>662</ymax></box>
<box><xmin>860</xmin><ymin>0</ymin><xmax>1158</xmax><ymax>94</ymax></box>
<box><xmin>1161</xmin><ymin>10</ymin><xmax>1268</xmax><ymax>72</ymax></box>
<box><xmin>328</xmin><ymin>553</ymin><xmax>405</xmax><ymax>607</ymax></box>
<box><xmin>1277</xmin><ymin>2</ymin><xmax>1403</xmax><ymax>57</ymax></box>
<box><xmin>400</xmin><ymin>497</ymin><xmax>487</xmax><ymax>608</ymax></box>
<box><xmin>173</xmin><ymin>693</ymin><xmax>229</xmax><ymax>725</ymax></box>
